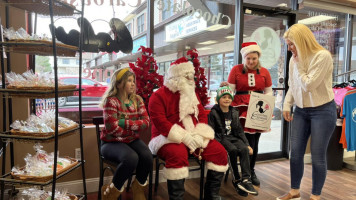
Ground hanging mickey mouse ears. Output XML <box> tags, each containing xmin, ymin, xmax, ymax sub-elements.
<box><xmin>109</xmin><ymin>18</ymin><xmax>133</xmax><ymax>54</ymax></box>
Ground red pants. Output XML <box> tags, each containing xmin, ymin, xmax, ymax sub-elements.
<box><xmin>157</xmin><ymin>139</ymin><xmax>228</xmax><ymax>180</ymax></box>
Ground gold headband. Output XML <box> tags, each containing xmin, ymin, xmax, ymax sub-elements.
<box><xmin>116</xmin><ymin>68</ymin><xmax>129</xmax><ymax>81</ymax></box>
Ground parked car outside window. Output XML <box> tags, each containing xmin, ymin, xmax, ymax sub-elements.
<box><xmin>58</xmin><ymin>77</ymin><xmax>108</xmax><ymax>107</ymax></box>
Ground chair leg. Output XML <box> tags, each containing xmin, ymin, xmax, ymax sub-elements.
<box><xmin>98</xmin><ymin>164</ymin><xmax>104</xmax><ymax>200</ymax></box>
<box><xmin>149</xmin><ymin>163</ymin><xmax>153</xmax><ymax>200</ymax></box>
<box><xmin>154</xmin><ymin>157</ymin><xmax>160</xmax><ymax>192</ymax></box>
<box><xmin>224</xmin><ymin>167</ymin><xmax>230</xmax><ymax>182</ymax></box>
<box><xmin>126</xmin><ymin>175</ymin><xmax>133</xmax><ymax>192</ymax></box>
<box><xmin>199</xmin><ymin>160</ymin><xmax>205</xmax><ymax>200</ymax></box>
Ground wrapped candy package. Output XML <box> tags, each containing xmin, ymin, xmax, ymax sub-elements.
<box><xmin>10</xmin><ymin>110</ymin><xmax>78</xmax><ymax>137</ymax></box>
<box><xmin>11</xmin><ymin>144</ymin><xmax>78</xmax><ymax>182</ymax></box>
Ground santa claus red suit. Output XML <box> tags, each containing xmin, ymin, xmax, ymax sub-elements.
<box><xmin>148</xmin><ymin>57</ymin><xmax>228</xmax><ymax>200</ymax></box>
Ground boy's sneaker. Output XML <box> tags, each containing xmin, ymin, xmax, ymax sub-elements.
<box><xmin>238</xmin><ymin>179</ymin><xmax>258</xmax><ymax>195</ymax></box>
<box><xmin>251</xmin><ymin>171</ymin><xmax>260</xmax><ymax>186</ymax></box>
<box><xmin>232</xmin><ymin>180</ymin><xmax>248</xmax><ymax>197</ymax></box>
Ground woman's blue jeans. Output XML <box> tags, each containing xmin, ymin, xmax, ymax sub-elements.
<box><xmin>290</xmin><ymin>100</ymin><xmax>336</xmax><ymax>195</ymax></box>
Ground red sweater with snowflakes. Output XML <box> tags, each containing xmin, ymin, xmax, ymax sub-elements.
<box><xmin>100</xmin><ymin>96</ymin><xmax>150</xmax><ymax>143</ymax></box>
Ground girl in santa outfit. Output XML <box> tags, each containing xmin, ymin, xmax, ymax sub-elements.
<box><xmin>148</xmin><ymin>57</ymin><xmax>228</xmax><ymax>200</ymax></box>
<box><xmin>226</xmin><ymin>42</ymin><xmax>273</xmax><ymax>187</ymax></box>
<box><xmin>99</xmin><ymin>68</ymin><xmax>152</xmax><ymax>200</ymax></box>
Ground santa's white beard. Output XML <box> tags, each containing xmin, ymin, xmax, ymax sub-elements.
<box><xmin>165</xmin><ymin>76</ymin><xmax>199</xmax><ymax>121</ymax></box>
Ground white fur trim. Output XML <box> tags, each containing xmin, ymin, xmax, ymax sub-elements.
<box><xmin>148</xmin><ymin>135</ymin><xmax>170</xmax><ymax>155</ymax></box>
<box><xmin>163</xmin><ymin>166</ymin><xmax>189</xmax><ymax>180</ymax></box>
<box><xmin>181</xmin><ymin>116</ymin><xmax>195</xmax><ymax>132</ymax></box>
<box><xmin>166</xmin><ymin>62</ymin><xmax>195</xmax><ymax>80</ymax></box>
<box><xmin>167</xmin><ymin>124</ymin><xmax>188</xmax><ymax>143</ymax></box>
<box><xmin>193</xmin><ymin>123</ymin><xmax>214</xmax><ymax>140</ymax></box>
<box><xmin>206</xmin><ymin>162</ymin><xmax>229</xmax><ymax>172</ymax></box>
<box><xmin>240</xmin><ymin>44</ymin><xmax>261</xmax><ymax>58</ymax></box>
<box><xmin>136</xmin><ymin>179</ymin><xmax>148</xmax><ymax>186</ymax></box>
<box><xmin>202</xmin><ymin>138</ymin><xmax>210</xmax><ymax>149</ymax></box>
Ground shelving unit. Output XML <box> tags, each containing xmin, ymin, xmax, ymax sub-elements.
<box><xmin>0</xmin><ymin>0</ymin><xmax>87</xmax><ymax>199</ymax></box>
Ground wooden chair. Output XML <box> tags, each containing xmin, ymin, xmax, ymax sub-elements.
<box><xmin>93</xmin><ymin>116</ymin><xmax>153</xmax><ymax>200</ymax></box>
<box><xmin>224</xmin><ymin>155</ymin><xmax>240</xmax><ymax>182</ymax></box>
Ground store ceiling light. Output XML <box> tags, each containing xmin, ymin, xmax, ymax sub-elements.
<box><xmin>197</xmin><ymin>47</ymin><xmax>212</xmax><ymax>51</ymax></box>
<box><xmin>225</xmin><ymin>34</ymin><xmax>247</xmax><ymax>39</ymax></box>
<box><xmin>198</xmin><ymin>40</ymin><xmax>218</xmax><ymax>45</ymax></box>
<box><xmin>205</xmin><ymin>24</ymin><xmax>228</xmax><ymax>31</ymax></box>
<box><xmin>298</xmin><ymin>15</ymin><xmax>336</xmax><ymax>25</ymax></box>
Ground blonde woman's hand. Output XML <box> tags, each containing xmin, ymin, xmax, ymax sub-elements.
<box><xmin>283</xmin><ymin>111</ymin><xmax>293</xmax><ymax>122</ymax></box>
<box><xmin>248</xmin><ymin>146</ymin><xmax>253</xmax><ymax>155</ymax></box>
<box><xmin>220</xmin><ymin>81</ymin><xmax>229</xmax><ymax>87</ymax></box>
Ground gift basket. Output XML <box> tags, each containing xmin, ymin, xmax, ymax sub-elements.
<box><xmin>11</xmin><ymin>144</ymin><xmax>78</xmax><ymax>182</ymax></box>
<box><xmin>10</xmin><ymin>111</ymin><xmax>79</xmax><ymax>138</ymax></box>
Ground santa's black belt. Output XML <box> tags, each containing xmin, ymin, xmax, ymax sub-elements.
<box><xmin>235</xmin><ymin>91</ymin><xmax>263</xmax><ymax>95</ymax></box>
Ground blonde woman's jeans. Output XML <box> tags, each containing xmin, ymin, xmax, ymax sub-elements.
<box><xmin>290</xmin><ymin>100</ymin><xmax>337</xmax><ymax>195</ymax></box>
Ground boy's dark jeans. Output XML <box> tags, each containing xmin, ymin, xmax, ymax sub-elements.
<box><xmin>220</xmin><ymin>136</ymin><xmax>251</xmax><ymax>180</ymax></box>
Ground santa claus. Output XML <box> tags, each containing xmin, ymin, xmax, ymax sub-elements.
<box><xmin>148</xmin><ymin>57</ymin><xmax>228</xmax><ymax>200</ymax></box>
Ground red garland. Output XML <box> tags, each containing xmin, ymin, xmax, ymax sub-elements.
<box><xmin>129</xmin><ymin>46</ymin><xmax>163</xmax><ymax>110</ymax></box>
<box><xmin>186</xmin><ymin>49</ymin><xmax>210</xmax><ymax>106</ymax></box>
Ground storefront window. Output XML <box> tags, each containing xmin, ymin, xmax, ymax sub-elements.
<box><xmin>137</xmin><ymin>14</ymin><xmax>145</xmax><ymax>34</ymax></box>
<box><xmin>223</xmin><ymin>52</ymin><xmax>234</xmax><ymax>82</ymax></box>
<box><xmin>351</xmin><ymin>19</ymin><xmax>356</xmax><ymax>80</ymax></box>
<box><xmin>154</xmin><ymin>0</ymin><xmax>235</xmax><ymax>105</ymax></box>
<box><xmin>33</xmin><ymin>1</ymin><xmax>142</xmax><ymax>122</ymax></box>
<box><xmin>162</xmin><ymin>0</ymin><xmax>175</xmax><ymax>20</ymax></box>
<box><xmin>297</xmin><ymin>7</ymin><xmax>346</xmax><ymax>84</ymax></box>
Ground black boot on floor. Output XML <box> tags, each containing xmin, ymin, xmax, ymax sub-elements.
<box><xmin>204</xmin><ymin>170</ymin><xmax>225</xmax><ymax>200</ymax></box>
<box><xmin>251</xmin><ymin>170</ymin><xmax>260</xmax><ymax>186</ymax></box>
<box><xmin>167</xmin><ymin>179</ymin><xmax>185</xmax><ymax>200</ymax></box>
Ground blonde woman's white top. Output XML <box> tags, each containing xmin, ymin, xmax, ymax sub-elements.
<box><xmin>283</xmin><ymin>50</ymin><xmax>334</xmax><ymax>111</ymax></box>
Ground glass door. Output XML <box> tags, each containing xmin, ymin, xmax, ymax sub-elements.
<box><xmin>241</xmin><ymin>5</ymin><xmax>295</xmax><ymax>160</ymax></box>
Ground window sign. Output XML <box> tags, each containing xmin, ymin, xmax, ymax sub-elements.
<box><xmin>165</xmin><ymin>14</ymin><xmax>207</xmax><ymax>42</ymax></box>
<box><xmin>250</xmin><ymin>27</ymin><xmax>281</xmax><ymax>69</ymax></box>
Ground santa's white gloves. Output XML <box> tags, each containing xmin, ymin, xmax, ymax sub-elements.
<box><xmin>182</xmin><ymin>133</ymin><xmax>201</xmax><ymax>152</ymax></box>
<box><xmin>192</xmin><ymin>134</ymin><xmax>204</xmax><ymax>148</ymax></box>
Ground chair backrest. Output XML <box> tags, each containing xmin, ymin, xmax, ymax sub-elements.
<box><xmin>93</xmin><ymin>116</ymin><xmax>104</xmax><ymax>158</ymax></box>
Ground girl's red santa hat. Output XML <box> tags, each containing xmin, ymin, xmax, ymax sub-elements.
<box><xmin>166</xmin><ymin>57</ymin><xmax>195</xmax><ymax>80</ymax></box>
<box><xmin>240</xmin><ymin>42</ymin><xmax>262</xmax><ymax>58</ymax></box>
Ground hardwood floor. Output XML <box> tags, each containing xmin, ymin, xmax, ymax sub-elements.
<box><xmin>88</xmin><ymin>159</ymin><xmax>356</xmax><ymax>200</ymax></box>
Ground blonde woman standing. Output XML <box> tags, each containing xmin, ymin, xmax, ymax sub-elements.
<box><xmin>99</xmin><ymin>68</ymin><xmax>152</xmax><ymax>200</ymax></box>
<box><xmin>277</xmin><ymin>24</ymin><xmax>336</xmax><ymax>200</ymax></box>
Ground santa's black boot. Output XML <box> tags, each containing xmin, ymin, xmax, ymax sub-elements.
<box><xmin>204</xmin><ymin>170</ymin><xmax>225</xmax><ymax>200</ymax></box>
<box><xmin>167</xmin><ymin>179</ymin><xmax>185</xmax><ymax>200</ymax></box>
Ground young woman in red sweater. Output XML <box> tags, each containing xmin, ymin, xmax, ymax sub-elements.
<box><xmin>99</xmin><ymin>68</ymin><xmax>152</xmax><ymax>200</ymax></box>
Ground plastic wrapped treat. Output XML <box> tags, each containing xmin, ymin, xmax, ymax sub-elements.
<box><xmin>11</xmin><ymin>144</ymin><xmax>72</xmax><ymax>177</ymax></box>
<box><xmin>17</xmin><ymin>187</ymin><xmax>75</xmax><ymax>200</ymax></box>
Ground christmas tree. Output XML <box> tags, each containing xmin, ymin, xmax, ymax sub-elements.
<box><xmin>186</xmin><ymin>49</ymin><xmax>209</xmax><ymax>106</ymax></box>
<box><xmin>129</xmin><ymin>46</ymin><xmax>163</xmax><ymax>110</ymax></box>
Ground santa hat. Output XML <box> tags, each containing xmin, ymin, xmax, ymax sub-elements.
<box><xmin>216</xmin><ymin>86</ymin><xmax>234</xmax><ymax>103</ymax></box>
<box><xmin>240</xmin><ymin>42</ymin><xmax>262</xmax><ymax>58</ymax></box>
<box><xmin>166</xmin><ymin>57</ymin><xmax>195</xmax><ymax>80</ymax></box>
